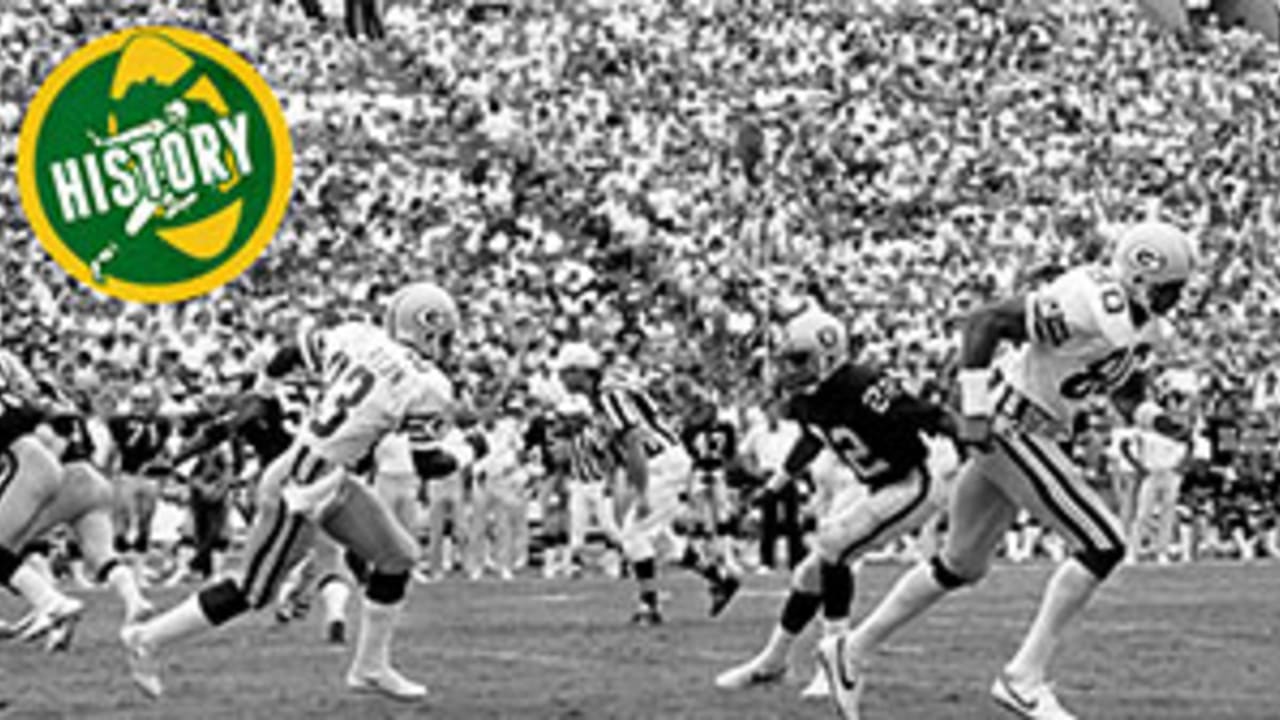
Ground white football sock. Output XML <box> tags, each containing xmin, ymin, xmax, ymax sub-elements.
<box><xmin>10</xmin><ymin>564</ymin><xmax>63</xmax><ymax>609</ymax></box>
<box><xmin>1005</xmin><ymin>559</ymin><xmax>1099</xmax><ymax>686</ymax></box>
<box><xmin>759</xmin><ymin>625</ymin><xmax>795</xmax><ymax>667</ymax></box>
<box><xmin>139</xmin><ymin>594</ymin><xmax>213</xmax><ymax>648</ymax></box>
<box><xmin>351</xmin><ymin>599</ymin><xmax>401</xmax><ymax>673</ymax></box>
<box><xmin>105</xmin><ymin>563</ymin><xmax>147</xmax><ymax>616</ymax></box>
<box><xmin>821</xmin><ymin>617</ymin><xmax>850</xmax><ymax>637</ymax></box>
<box><xmin>846</xmin><ymin>562</ymin><xmax>947</xmax><ymax>658</ymax></box>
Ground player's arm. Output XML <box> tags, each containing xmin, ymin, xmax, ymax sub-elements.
<box><xmin>957</xmin><ymin>294</ymin><xmax>1030</xmax><ymax>446</ymax></box>
<box><xmin>766</xmin><ymin>430</ymin><xmax>823</xmax><ymax>494</ymax></box>
<box><xmin>264</xmin><ymin>344</ymin><xmax>306</xmax><ymax>379</ymax></box>
<box><xmin>168</xmin><ymin>397</ymin><xmax>264</xmax><ymax>467</ymax></box>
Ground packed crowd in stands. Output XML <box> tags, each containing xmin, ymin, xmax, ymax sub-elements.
<box><xmin>2</xmin><ymin>0</ymin><xmax>1280</xmax><ymax>577</ymax></box>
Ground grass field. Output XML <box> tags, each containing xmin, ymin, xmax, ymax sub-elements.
<box><xmin>0</xmin><ymin>561</ymin><xmax>1278</xmax><ymax>719</ymax></box>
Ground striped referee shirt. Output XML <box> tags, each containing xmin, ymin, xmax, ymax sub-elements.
<box><xmin>596</xmin><ymin>370</ymin><xmax>678</xmax><ymax>458</ymax></box>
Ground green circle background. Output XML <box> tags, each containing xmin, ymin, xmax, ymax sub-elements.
<box><xmin>33</xmin><ymin>36</ymin><xmax>276</xmax><ymax>285</ymax></box>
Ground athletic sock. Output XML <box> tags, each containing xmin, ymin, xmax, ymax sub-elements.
<box><xmin>10</xmin><ymin>564</ymin><xmax>63</xmax><ymax>610</ymax></box>
<box><xmin>138</xmin><ymin>593</ymin><xmax>215</xmax><ymax>648</ymax></box>
<box><xmin>351</xmin><ymin>599</ymin><xmax>401</xmax><ymax>673</ymax></box>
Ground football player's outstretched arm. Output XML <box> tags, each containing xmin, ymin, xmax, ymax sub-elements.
<box><xmin>761</xmin><ymin>431</ymin><xmax>822</xmax><ymax>496</ymax></box>
<box><xmin>168</xmin><ymin>396</ymin><xmax>264</xmax><ymax>468</ymax></box>
<box><xmin>957</xmin><ymin>295</ymin><xmax>1030</xmax><ymax>447</ymax></box>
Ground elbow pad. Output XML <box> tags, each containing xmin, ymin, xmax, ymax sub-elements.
<box><xmin>413</xmin><ymin>447</ymin><xmax>459</xmax><ymax>480</ymax></box>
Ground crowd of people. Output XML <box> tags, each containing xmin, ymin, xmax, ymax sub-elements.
<box><xmin>3</xmin><ymin>0</ymin><xmax>1280</xmax><ymax>585</ymax></box>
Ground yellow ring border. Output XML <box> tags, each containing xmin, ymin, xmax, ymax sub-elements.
<box><xmin>17</xmin><ymin>25</ymin><xmax>294</xmax><ymax>304</ymax></box>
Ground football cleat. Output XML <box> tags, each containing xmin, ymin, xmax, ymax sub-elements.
<box><xmin>799</xmin><ymin>667</ymin><xmax>831</xmax><ymax>700</ymax></box>
<box><xmin>629</xmin><ymin>605</ymin><xmax>664</xmax><ymax>626</ymax></box>
<box><xmin>346</xmin><ymin>666</ymin><xmax>428</xmax><ymax>701</ymax></box>
<box><xmin>708</xmin><ymin>574</ymin><xmax>741</xmax><ymax>618</ymax></box>
<box><xmin>815</xmin><ymin>635</ymin><xmax>864</xmax><ymax>720</ymax></box>
<box><xmin>121</xmin><ymin>624</ymin><xmax>163</xmax><ymax>699</ymax></box>
<box><xmin>327</xmin><ymin>618</ymin><xmax>346</xmax><ymax>645</ymax></box>
<box><xmin>714</xmin><ymin>656</ymin><xmax>787</xmax><ymax>690</ymax></box>
<box><xmin>17</xmin><ymin>596</ymin><xmax>84</xmax><ymax>646</ymax></box>
<box><xmin>991</xmin><ymin>674</ymin><xmax>1077</xmax><ymax>720</ymax></box>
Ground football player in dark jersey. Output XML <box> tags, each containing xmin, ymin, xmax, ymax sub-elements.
<box><xmin>681</xmin><ymin>396</ymin><xmax>742</xmax><ymax>577</ymax></box>
<box><xmin>107</xmin><ymin>385</ymin><xmax>174</xmax><ymax>555</ymax></box>
<box><xmin>717</xmin><ymin>308</ymin><xmax>955</xmax><ymax>700</ymax></box>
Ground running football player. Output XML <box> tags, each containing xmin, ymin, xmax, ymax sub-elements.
<box><xmin>0</xmin><ymin>348</ymin><xmax>86</xmax><ymax>642</ymax></box>
<box><xmin>715</xmin><ymin>308</ymin><xmax>953</xmax><ymax>699</ymax></box>
<box><xmin>818</xmin><ymin>221</ymin><xmax>1197</xmax><ymax>720</ymax></box>
<box><xmin>556</xmin><ymin>343</ymin><xmax>739</xmax><ymax>623</ymax></box>
<box><xmin>122</xmin><ymin>282</ymin><xmax>466</xmax><ymax>701</ymax></box>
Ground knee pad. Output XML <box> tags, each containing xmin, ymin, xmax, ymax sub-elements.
<box><xmin>1074</xmin><ymin>546</ymin><xmax>1125</xmax><ymax>580</ymax></box>
<box><xmin>20</xmin><ymin>539</ymin><xmax>53</xmax><ymax>559</ymax></box>
<box><xmin>365</xmin><ymin>570</ymin><xmax>409</xmax><ymax>604</ymax></box>
<box><xmin>0</xmin><ymin>545</ymin><xmax>23</xmax><ymax>587</ymax></box>
<box><xmin>820</xmin><ymin>562</ymin><xmax>854</xmax><ymax>619</ymax></box>
<box><xmin>199</xmin><ymin>578</ymin><xmax>251</xmax><ymax>624</ymax></box>
<box><xmin>930</xmin><ymin>556</ymin><xmax>974</xmax><ymax>590</ymax></box>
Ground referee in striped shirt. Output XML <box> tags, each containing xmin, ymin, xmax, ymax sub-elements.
<box><xmin>556</xmin><ymin>343</ymin><xmax>739</xmax><ymax>624</ymax></box>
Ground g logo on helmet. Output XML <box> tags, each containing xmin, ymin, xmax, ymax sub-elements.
<box><xmin>1129</xmin><ymin>245</ymin><xmax>1167</xmax><ymax>274</ymax></box>
<box><xmin>18</xmin><ymin>26</ymin><xmax>293</xmax><ymax>303</ymax></box>
<box><xmin>816</xmin><ymin>327</ymin><xmax>839</xmax><ymax>348</ymax></box>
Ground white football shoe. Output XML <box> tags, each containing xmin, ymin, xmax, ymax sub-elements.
<box><xmin>991</xmin><ymin>673</ymin><xmax>1077</xmax><ymax>720</ymax></box>
<box><xmin>815</xmin><ymin>635</ymin><xmax>864</xmax><ymax>720</ymax></box>
<box><xmin>714</xmin><ymin>654</ymin><xmax>787</xmax><ymax>690</ymax></box>
<box><xmin>121</xmin><ymin>624</ymin><xmax>163</xmax><ymax>698</ymax></box>
<box><xmin>346</xmin><ymin>666</ymin><xmax>428</xmax><ymax>701</ymax></box>
<box><xmin>18</xmin><ymin>595</ymin><xmax>84</xmax><ymax>646</ymax></box>
<box><xmin>798</xmin><ymin>666</ymin><xmax>830</xmax><ymax>700</ymax></box>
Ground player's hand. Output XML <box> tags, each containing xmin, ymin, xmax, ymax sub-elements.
<box><xmin>957</xmin><ymin>415</ymin><xmax>993</xmax><ymax>453</ymax></box>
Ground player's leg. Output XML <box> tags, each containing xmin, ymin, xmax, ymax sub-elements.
<box><xmin>319</xmin><ymin>479</ymin><xmax>423</xmax><ymax>699</ymax></box>
<box><xmin>130</xmin><ymin>474</ymin><xmax>159</xmax><ymax>554</ymax></box>
<box><xmin>122</xmin><ymin>453</ymin><xmax>316</xmax><ymax>697</ymax></box>
<box><xmin>465</xmin><ymin>485</ymin><xmax>492</xmax><ymax>579</ymax></box>
<box><xmin>0</xmin><ymin>439</ymin><xmax>84</xmax><ymax>636</ymax></box>
<box><xmin>312</xmin><ymin>534</ymin><xmax>352</xmax><ymax>642</ymax></box>
<box><xmin>720</xmin><ymin>470</ymin><xmax>938</xmax><ymax>692</ymax></box>
<box><xmin>1130</xmin><ymin>471</ymin><xmax>1157</xmax><ymax>561</ymax></box>
<box><xmin>617</xmin><ymin>487</ymin><xmax>681</xmax><ymax>623</ymax></box>
<box><xmin>1153</xmin><ymin>470</ymin><xmax>1183</xmax><ymax>563</ymax></box>
<box><xmin>46</xmin><ymin>463</ymin><xmax>151</xmax><ymax>623</ymax></box>
<box><xmin>989</xmin><ymin>431</ymin><xmax>1125</xmax><ymax>714</ymax></box>
<box><xmin>822</xmin><ymin>454</ymin><xmax>1014</xmax><ymax>714</ymax></box>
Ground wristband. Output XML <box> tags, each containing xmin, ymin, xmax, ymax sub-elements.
<box><xmin>958</xmin><ymin>368</ymin><xmax>993</xmax><ymax>417</ymax></box>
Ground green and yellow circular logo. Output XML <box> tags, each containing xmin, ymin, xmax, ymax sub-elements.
<box><xmin>17</xmin><ymin>26</ymin><xmax>293</xmax><ymax>303</ymax></box>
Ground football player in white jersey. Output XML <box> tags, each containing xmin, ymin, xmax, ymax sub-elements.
<box><xmin>0</xmin><ymin>373</ymin><xmax>153</xmax><ymax>649</ymax></box>
<box><xmin>819</xmin><ymin>221</ymin><xmax>1197</xmax><ymax>720</ymax></box>
<box><xmin>0</xmin><ymin>349</ymin><xmax>87</xmax><ymax>643</ymax></box>
<box><xmin>122</xmin><ymin>282</ymin><xmax>466</xmax><ymax>701</ymax></box>
<box><xmin>556</xmin><ymin>343</ymin><xmax>739</xmax><ymax>624</ymax></box>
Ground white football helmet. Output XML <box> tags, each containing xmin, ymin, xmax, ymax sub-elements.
<box><xmin>1110</xmin><ymin>221</ymin><xmax>1197</xmax><ymax>315</ymax></box>
<box><xmin>385</xmin><ymin>282</ymin><xmax>461</xmax><ymax>361</ymax></box>
<box><xmin>776</xmin><ymin>308</ymin><xmax>848</xmax><ymax>394</ymax></box>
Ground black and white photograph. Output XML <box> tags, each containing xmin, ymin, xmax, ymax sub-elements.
<box><xmin>1</xmin><ymin>0</ymin><xmax>1279</xmax><ymax>717</ymax></box>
